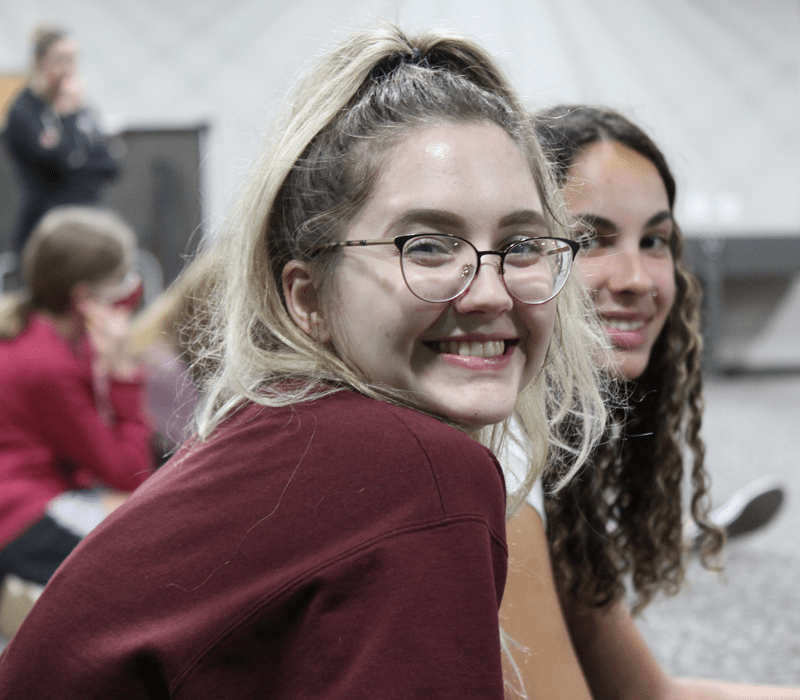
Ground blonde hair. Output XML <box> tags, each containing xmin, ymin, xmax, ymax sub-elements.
<box><xmin>0</xmin><ymin>206</ymin><xmax>135</xmax><ymax>339</ymax></box>
<box><xmin>193</xmin><ymin>23</ymin><xmax>608</xmax><ymax>505</ymax></box>
<box><xmin>127</xmin><ymin>248</ymin><xmax>221</xmax><ymax>385</ymax></box>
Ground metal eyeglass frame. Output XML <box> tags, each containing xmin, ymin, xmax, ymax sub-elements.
<box><xmin>317</xmin><ymin>233</ymin><xmax>581</xmax><ymax>304</ymax></box>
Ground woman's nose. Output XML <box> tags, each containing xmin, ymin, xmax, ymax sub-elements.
<box><xmin>452</xmin><ymin>257</ymin><xmax>515</xmax><ymax>313</ymax></box>
<box><xmin>606</xmin><ymin>248</ymin><xmax>653</xmax><ymax>294</ymax></box>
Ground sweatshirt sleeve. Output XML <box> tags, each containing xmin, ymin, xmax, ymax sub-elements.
<box><xmin>6</xmin><ymin>97</ymin><xmax>118</xmax><ymax>180</ymax></box>
<box><xmin>6</xmin><ymin>98</ymin><xmax>77</xmax><ymax>176</ymax></box>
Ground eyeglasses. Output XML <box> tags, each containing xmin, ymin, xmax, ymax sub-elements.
<box><xmin>319</xmin><ymin>233</ymin><xmax>580</xmax><ymax>304</ymax></box>
<box><xmin>93</xmin><ymin>270</ymin><xmax>144</xmax><ymax>310</ymax></box>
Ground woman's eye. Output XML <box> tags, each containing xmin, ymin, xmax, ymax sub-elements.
<box><xmin>641</xmin><ymin>233</ymin><xmax>672</xmax><ymax>251</ymax></box>
<box><xmin>506</xmin><ymin>237</ymin><xmax>543</xmax><ymax>252</ymax></box>
<box><xmin>403</xmin><ymin>236</ymin><xmax>456</xmax><ymax>266</ymax></box>
<box><xmin>504</xmin><ymin>238</ymin><xmax>548</xmax><ymax>263</ymax></box>
<box><xmin>575</xmin><ymin>228</ymin><xmax>603</xmax><ymax>253</ymax></box>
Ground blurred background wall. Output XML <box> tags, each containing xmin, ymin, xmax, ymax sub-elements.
<box><xmin>1</xmin><ymin>0</ymin><xmax>798</xmax><ymax>369</ymax></box>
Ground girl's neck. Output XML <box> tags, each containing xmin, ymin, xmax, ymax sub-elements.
<box><xmin>38</xmin><ymin>309</ymin><xmax>84</xmax><ymax>346</ymax></box>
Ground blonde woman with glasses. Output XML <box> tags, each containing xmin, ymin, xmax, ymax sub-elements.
<box><xmin>0</xmin><ymin>25</ymin><xmax>607</xmax><ymax>698</ymax></box>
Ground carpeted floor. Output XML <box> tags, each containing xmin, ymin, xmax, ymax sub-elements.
<box><xmin>636</xmin><ymin>373</ymin><xmax>800</xmax><ymax>686</ymax></box>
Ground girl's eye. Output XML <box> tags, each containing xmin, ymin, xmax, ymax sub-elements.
<box><xmin>579</xmin><ymin>234</ymin><xmax>598</xmax><ymax>252</ymax></box>
<box><xmin>641</xmin><ymin>233</ymin><xmax>672</xmax><ymax>251</ymax></box>
<box><xmin>403</xmin><ymin>235</ymin><xmax>458</xmax><ymax>267</ymax></box>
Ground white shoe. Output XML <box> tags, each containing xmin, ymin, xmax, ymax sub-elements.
<box><xmin>685</xmin><ymin>476</ymin><xmax>785</xmax><ymax>549</ymax></box>
<box><xmin>710</xmin><ymin>476</ymin><xmax>785</xmax><ymax>539</ymax></box>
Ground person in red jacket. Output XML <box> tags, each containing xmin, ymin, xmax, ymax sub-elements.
<box><xmin>0</xmin><ymin>205</ymin><xmax>152</xmax><ymax>586</ymax></box>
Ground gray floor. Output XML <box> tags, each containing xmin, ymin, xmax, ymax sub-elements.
<box><xmin>636</xmin><ymin>372</ymin><xmax>800</xmax><ymax>685</ymax></box>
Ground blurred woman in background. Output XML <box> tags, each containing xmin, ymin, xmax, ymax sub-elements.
<box><xmin>0</xmin><ymin>205</ymin><xmax>152</xmax><ymax>588</ymax></box>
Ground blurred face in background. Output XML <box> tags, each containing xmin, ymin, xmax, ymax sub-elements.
<box><xmin>564</xmin><ymin>139</ymin><xmax>676</xmax><ymax>381</ymax></box>
<box><xmin>38</xmin><ymin>38</ymin><xmax>78</xmax><ymax>90</ymax></box>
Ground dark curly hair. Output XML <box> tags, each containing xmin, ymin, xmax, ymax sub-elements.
<box><xmin>534</xmin><ymin>105</ymin><xmax>725</xmax><ymax>613</ymax></box>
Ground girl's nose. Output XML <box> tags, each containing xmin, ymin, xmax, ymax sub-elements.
<box><xmin>452</xmin><ymin>257</ymin><xmax>515</xmax><ymax>313</ymax></box>
<box><xmin>606</xmin><ymin>248</ymin><xmax>654</xmax><ymax>295</ymax></box>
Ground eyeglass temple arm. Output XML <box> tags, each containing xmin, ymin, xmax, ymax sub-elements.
<box><xmin>550</xmin><ymin>240</ymin><xmax>581</xmax><ymax>258</ymax></box>
<box><xmin>323</xmin><ymin>239</ymin><xmax>396</xmax><ymax>249</ymax></box>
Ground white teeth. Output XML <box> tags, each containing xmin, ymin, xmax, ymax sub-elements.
<box><xmin>437</xmin><ymin>340</ymin><xmax>506</xmax><ymax>358</ymax></box>
<box><xmin>605</xmin><ymin>319</ymin><xmax>645</xmax><ymax>332</ymax></box>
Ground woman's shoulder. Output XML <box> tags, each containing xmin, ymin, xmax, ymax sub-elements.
<box><xmin>6</xmin><ymin>88</ymin><xmax>46</xmax><ymax>130</ymax></box>
<box><xmin>2</xmin><ymin>315</ymin><xmax>82</xmax><ymax>374</ymax></box>
<box><xmin>166</xmin><ymin>390</ymin><xmax>505</xmax><ymax>523</ymax></box>
<box><xmin>208</xmin><ymin>389</ymin><xmax>489</xmax><ymax>455</ymax></box>
<box><xmin>317</xmin><ymin>390</ymin><xmax>500</xmax><ymax>472</ymax></box>
<box><xmin>331</xmin><ymin>392</ymin><xmax>506</xmax><ymax>522</ymax></box>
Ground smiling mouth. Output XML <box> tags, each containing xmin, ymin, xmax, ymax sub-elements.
<box><xmin>604</xmin><ymin>319</ymin><xmax>645</xmax><ymax>332</ymax></box>
<box><xmin>429</xmin><ymin>339</ymin><xmax>513</xmax><ymax>358</ymax></box>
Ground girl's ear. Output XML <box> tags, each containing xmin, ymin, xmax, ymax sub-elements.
<box><xmin>282</xmin><ymin>261</ymin><xmax>331</xmax><ymax>344</ymax></box>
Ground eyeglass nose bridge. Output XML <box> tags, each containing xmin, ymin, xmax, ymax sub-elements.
<box><xmin>457</xmin><ymin>248</ymin><xmax>510</xmax><ymax>297</ymax></box>
<box><xmin>474</xmin><ymin>249</ymin><xmax>506</xmax><ymax>274</ymax></box>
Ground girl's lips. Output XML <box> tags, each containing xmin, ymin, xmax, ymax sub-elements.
<box><xmin>426</xmin><ymin>338</ymin><xmax>517</xmax><ymax>359</ymax></box>
<box><xmin>431</xmin><ymin>339</ymin><xmax>506</xmax><ymax>358</ymax></box>
<box><xmin>423</xmin><ymin>339</ymin><xmax>519</xmax><ymax>370</ymax></box>
<box><xmin>602</xmin><ymin>318</ymin><xmax>648</xmax><ymax>349</ymax></box>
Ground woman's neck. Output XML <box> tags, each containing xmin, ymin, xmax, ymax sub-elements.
<box><xmin>38</xmin><ymin>309</ymin><xmax>84</xmax><ymax>346</ymax></box>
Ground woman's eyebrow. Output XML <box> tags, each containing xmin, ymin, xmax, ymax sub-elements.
<box><xmin>389</xmin><ymin>209</ymin><xmax>465</xmax><ymax>233</ymax></box>
<box><xmin>570</xmin><ymin>213</ymin><xmax>617</xmax><ymax>233</ymax></box>
<box><xmin>644</xmin><ymin>211</ymin><xmax>673</xmax><ymax>228</ymax></box>
<box><xmin>498</xmin><ymin>209</ymin><xmax>548</xmax><ymax>229</ymax></box>
<box><xmin>387</xmin><ymin>208</ymin><xmax>548</xmax><ymax>235</ymax></box>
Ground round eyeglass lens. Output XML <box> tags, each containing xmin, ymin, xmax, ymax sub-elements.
<box><xmin>399</xmin><ymin>235</ymin><xmax>476</xmax><ymax>302</ymax></box>
<box><xmin>502</xmin><ymin>238</ymin><xmax>574</xmax><ymax>304</ymax></box>
<box><xmin>399</xmin><ymin>234</ymin><xmax>574</xmax><ymax>304</ymax></box>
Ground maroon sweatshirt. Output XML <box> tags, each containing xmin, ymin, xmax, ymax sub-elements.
<box><xmin>0</xmin><ymin>389</ymin><xmax>508</xmax><ymax>699</ymax></box>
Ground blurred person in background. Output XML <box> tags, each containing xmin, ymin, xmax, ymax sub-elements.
<box><xmin>4</xmin><ymin>26</ymin><xmax>122</xmax><ymax>259</ymax></box>
<box><xmin>0</xmin><ymin>206</ymin><xmax>152</xmax><ymax>589</ymax></box>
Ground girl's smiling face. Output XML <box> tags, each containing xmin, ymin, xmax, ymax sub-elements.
<box><xmin>566</xmin><ymin>139</ymin><xmax>677</xmax><ymax>381</ymax></box>
<box><xmin>316</xmin><ymin>122</ymin><xmax>559</xmax><ymax>428</ymax></box>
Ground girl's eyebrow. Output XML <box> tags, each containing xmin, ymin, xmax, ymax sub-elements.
<box><xmin>388</xmin><ymin>208</ymin><xmax>548</xmax><ymax>234</ymax></box>
<box><xmin>570</xmin><ymin>211</ymin><xmax>673</xmax><ymax>232</ymax></box>
<box><xmin>389</xmin><ymin>209</ymin><xmax>464</xmax><ymax>234</ymax></box>
<box><xmin>570</xmin><ymin>213</ymin><xmax>617</xmax><ymax>233</ymax></box>
<box><xmin>498</xmin><ymin>209</ymin><xmax>548</xmax><ymax>230</ymax></box>
<box><xmin>644</xmin><ymin>211</ymin><xmax>673</xmax><ymax>228</ymax></box>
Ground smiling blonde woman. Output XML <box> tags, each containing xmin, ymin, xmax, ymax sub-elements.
<box><xmin>0</xmin><ymin>27</ymin><xmax>607</xmax><ymax>699</ymax></box>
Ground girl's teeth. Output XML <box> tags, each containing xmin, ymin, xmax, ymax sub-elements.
<box><xmin>440</xmin><ymin>340</ymin><xmax>505</xmax><ymax>357</ymax></box>
<box><xmin>606</xmin><ymin>319</ymin><xmax>645</xmax><ymax>332</ymax></box>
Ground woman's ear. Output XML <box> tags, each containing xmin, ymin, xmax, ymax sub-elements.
<box><xmin>282</xmin><ymin>261</ymin><xmax>331</xmax><ymax>343</ymax></box>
